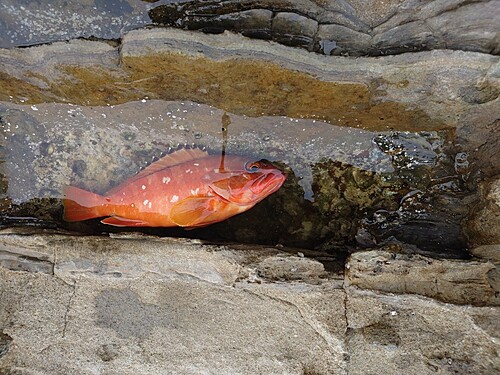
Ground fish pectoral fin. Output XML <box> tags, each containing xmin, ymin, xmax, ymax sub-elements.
<box><xmin>170</xmin><ymin>196</ymin><xmax>225</xmax><ymax>227</ymax></box>
<box><xmin>101</xmin><ymin>216</ymin><xmax>151</xmax><ymax>227</ymax></box>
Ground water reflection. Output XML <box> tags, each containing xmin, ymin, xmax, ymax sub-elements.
<box><xmin>0</xmin><ymin>100</ymin><xmax>467</xmax><ymax>254</ymax></box>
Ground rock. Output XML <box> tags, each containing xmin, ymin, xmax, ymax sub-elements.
<box><xmin>1</xmin><ymin>230</ymin><xmax>499</xmax><ymax>374</ymax></box>
<box><xmin>316</xmin><ymin>24</ymin><xmax>372</xmax><ymax>56</ymax></box>
<box><xmin>471</xmin><ymin>244</ymin><xmax>500</xmax><ymax>263</ymax></box>
<box><xmin>466</xmin><ymin>176</ymin><xmax>500</xmax><ymax>246</ymax></box>
<box><xmin>0</xmin><ymin>230</ymin><xmax>347</xmax><ymax>374</ymax></box>
<box><xmin>186</xmin><ymin>9</ymin><xmax>273</xmax><ymax>40</ymax></box>
<box><xmin>372</xmin><ymin>20</ymin><xmax>439</xmax><ymax>55</ymax></box>
<box><xmin>0</xmin><ymin>0</ymin><xmax>151</xmax><ymax>48</ymax></box>
<box><xmin>271</xmin><ymin>12</ymin><xmax>318</xmax><ymax>48</ymax></box>
<box><xmin>371</xmin><ymin>0</ymin><xmax>500</xmax><ymax>55</ymax></box>
<box><xmin>346</xmin><ymin>250</ymin><xmax>499</xmax><ymax>306</ymax></box>
<box><xmin>345</xmin><ymin>289</ymin><xmax>500</xmax><ymax>375</ymax></box>
<box><xmin>255</xmin><ymin>255</ymin><xmax>326</xmax><ymax>282</ymax></box>
<box><xmin>1</xmin><ymin>0</ymin><xmax>498</xmax><ymax>56</ymax></box>
<box><xmin>147</xmin><ymin>0</ymin><xmax>500</xmax><ymax>56</ymax></box>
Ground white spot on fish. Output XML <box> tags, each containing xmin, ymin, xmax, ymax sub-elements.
<box><xmin>142</xmin><ymin>185</ymin><xmax>146</xmax><ymax>190</ymax></box>
<box><xmin>213</xmin><ymin>168</ymin><xmax>219</xmax><ymax>173</ymax></box>
<box><xmin>131</xmin><ymin>203</ymin><xmax>135</xmax><ymax>208</ymax></box>
<box><xmin>162</xmin><ymin>176</ymin><xmax>171</xmax><ymax>184</ymax></box>
<box><xmin>190</xmin><ymin>188</ymin><xmax>200</xmax><ymax>196</ymax></box>
<box><xmin>31</xmin><ymin>105</ymin><xmax>38</xmax><ymax>111</ymax></box>
<box><xmin>143</xmin><ymin>199</ymin><xmax>149</xmax><ymax>206</ymax></box>
<box><xmin>170</xmin><ymin>195</ymin><xmax>179</xmax><ymax>203</ymax></box>
<box><xmin>193</xmin><ymin>163</ymin><xmax>199</xmax><ymax>166</ymax></box>
<box><xmin>148</xmin><ymin>202</ymin><xmax>152</xmax><ymax>209</ymax></box>
<box><xmin>185</xmin><ymin>169</ymin><xmax>192</xmax><ymax>173</ymax></box>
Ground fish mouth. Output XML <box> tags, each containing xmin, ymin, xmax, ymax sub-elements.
<box><xmin>251</xmin><ymin>171</ymin><xmax>286</xmax><ymax>196</ymax></box>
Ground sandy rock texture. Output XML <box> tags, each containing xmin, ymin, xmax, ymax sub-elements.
<box><xmin>467</xmin><ymin>176</ymin><xmax>500</xmax><ymax>246</ymax></box>
<box><xmin>0</xmin><ymin>230</ymin><xmax>499</xmax><ymax>375</ymax></box>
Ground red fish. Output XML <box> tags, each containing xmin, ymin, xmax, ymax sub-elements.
<box><xmin>63</xmin><ymin>148</ymin><xmax>286</xmax><ymax>228</ymax></box>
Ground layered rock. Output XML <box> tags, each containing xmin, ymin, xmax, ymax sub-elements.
<box><xmin>0</xmin><ymin>230</ymin><xmax>499</xmax><ymax>374</ymax></box>
<box><xmin>149</xmin><ymin>0</ymin><xmax>500</xmax><ymax>56</ymax></box>
<box><xmin>0</xmin><ymin>29</ymin><xmax>498</xmax><ymax>251</ymax></box>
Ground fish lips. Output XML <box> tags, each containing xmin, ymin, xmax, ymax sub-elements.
<box><xmin>250</xmin><ymin>170</ymin><xmax>286</xmax><ymax>196</ymax></box>
<box><xmin>209</xmin><ymin>169</ymin><xmax>286</xmax><ymax>206</ymax></box>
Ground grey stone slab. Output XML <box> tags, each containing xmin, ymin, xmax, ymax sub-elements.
<box><xmin>0</xmin><ymin>232</ymin><xmax>347</xmax><ymax>374</ymax></box>
<box><xmin>0</xmin><ymin>0</ymin><xmax>151</xmax><ymax>48</ymax></box>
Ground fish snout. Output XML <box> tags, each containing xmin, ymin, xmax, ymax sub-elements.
<box><xmin>250</xmin><ymin>169</ymin><xmax>286</xmax><ymax>196</ymax></box>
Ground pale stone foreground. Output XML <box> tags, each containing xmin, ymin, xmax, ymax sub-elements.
<box><xmin>0</xmin><ymin>229</ymin><xmax>498</xmax><ymax>374</ymax></box>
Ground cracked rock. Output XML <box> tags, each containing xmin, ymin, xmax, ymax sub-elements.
<box><xmin>271</xmin><ymin>12</ymin><xmax>318</xmax><ymax>48</ymax></box>
<box><xmin>255</xmin><ymin>255</ymin><xmax>327</xmax><ymax>282</ymax></box>
<box><xmin>346</xmin><ymin>250</ymin><xmax>499</xmax><ymax>306</ymax></box>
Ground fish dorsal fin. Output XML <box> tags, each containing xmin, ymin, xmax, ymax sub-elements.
<box><xmin>133</xmin><ymin>147</ymin><xmax>208</xmax><ymax>181</ymax></box>
<box><xmin>106</xmin><ymin>147</ymin><xmax>208</xmax><ymax>195</ymax></box>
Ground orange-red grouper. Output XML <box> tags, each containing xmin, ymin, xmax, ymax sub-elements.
<box><xmin>63</xmin><ymin>148</ymin><xmax>286</xmax><ymax>228</ymax></box>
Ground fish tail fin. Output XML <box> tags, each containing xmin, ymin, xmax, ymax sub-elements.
<box><xmin>63</xmin><ymin>185</ymin><xmax>107</xmax><ymax>222</ymax></box>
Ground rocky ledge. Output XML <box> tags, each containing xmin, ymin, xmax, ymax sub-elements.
<box><xmin>149</xmin><ymin>0</ymin><xmax>500</xmax><ymax>56</ymax></box>
<box><xmin>0</xmin><ymin>229</ymin><xmax>499</xmax><ymax>374</ymax></box>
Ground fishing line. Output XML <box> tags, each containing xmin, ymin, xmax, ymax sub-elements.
<box><xmin>219</xmin><ymin>112</ymin><xmax>231</xmax><ymax>172</ymax></box>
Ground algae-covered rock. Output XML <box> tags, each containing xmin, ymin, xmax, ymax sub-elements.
<box><xmin>0</xmin><ymin>29</ymin><xmax>497</xmax><ymax>254</ymax></box>
<box><xmin>466</xmin><ymin>176</ymin><xmax>500</xmax><ymax>246</ymax></box>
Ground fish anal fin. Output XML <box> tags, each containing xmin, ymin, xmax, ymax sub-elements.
<box><xmin>107</xmin><ymin>147</ymin><xmax>209</xmax><ymax>195</ymax></box>
<box><xmin>101</xmin><ymin>216</ymin><xmax>151</xmax><ymax>227</ymax></box>
<box><xmin>170</xmin><ymin>196</ymin><xmax>224</xmax><ymax>227</ymax></box>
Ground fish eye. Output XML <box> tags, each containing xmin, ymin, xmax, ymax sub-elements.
<box><xmin>244</xmin><ymin>161</ymin><xmax>260</xmax><ymax>172</ymax></box>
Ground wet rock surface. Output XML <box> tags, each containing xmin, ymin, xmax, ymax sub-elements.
<box><xmin>0</xmin><ymin>0</ymin><xmax>151</xmax><ymax>48</ymax></box>
<box><xmin>1</xmin><ymin>29</ymin><xmax>494</xmax><ymax>252</ymax></box>
<box><xmin>148</xmin><ymin>0</ymin><xmax>500</xmax><ymax>56</ymax></box>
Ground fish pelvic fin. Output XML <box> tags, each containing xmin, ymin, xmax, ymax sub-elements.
<box><xmin>101</xmin><ymin>216</ymin><xmax>151</xmax><ymax>227</ymax></box>
<box><xmin>63</xmin><ymin>185</ymin><xmax>108</xmax><ymax>222</ymax></box>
